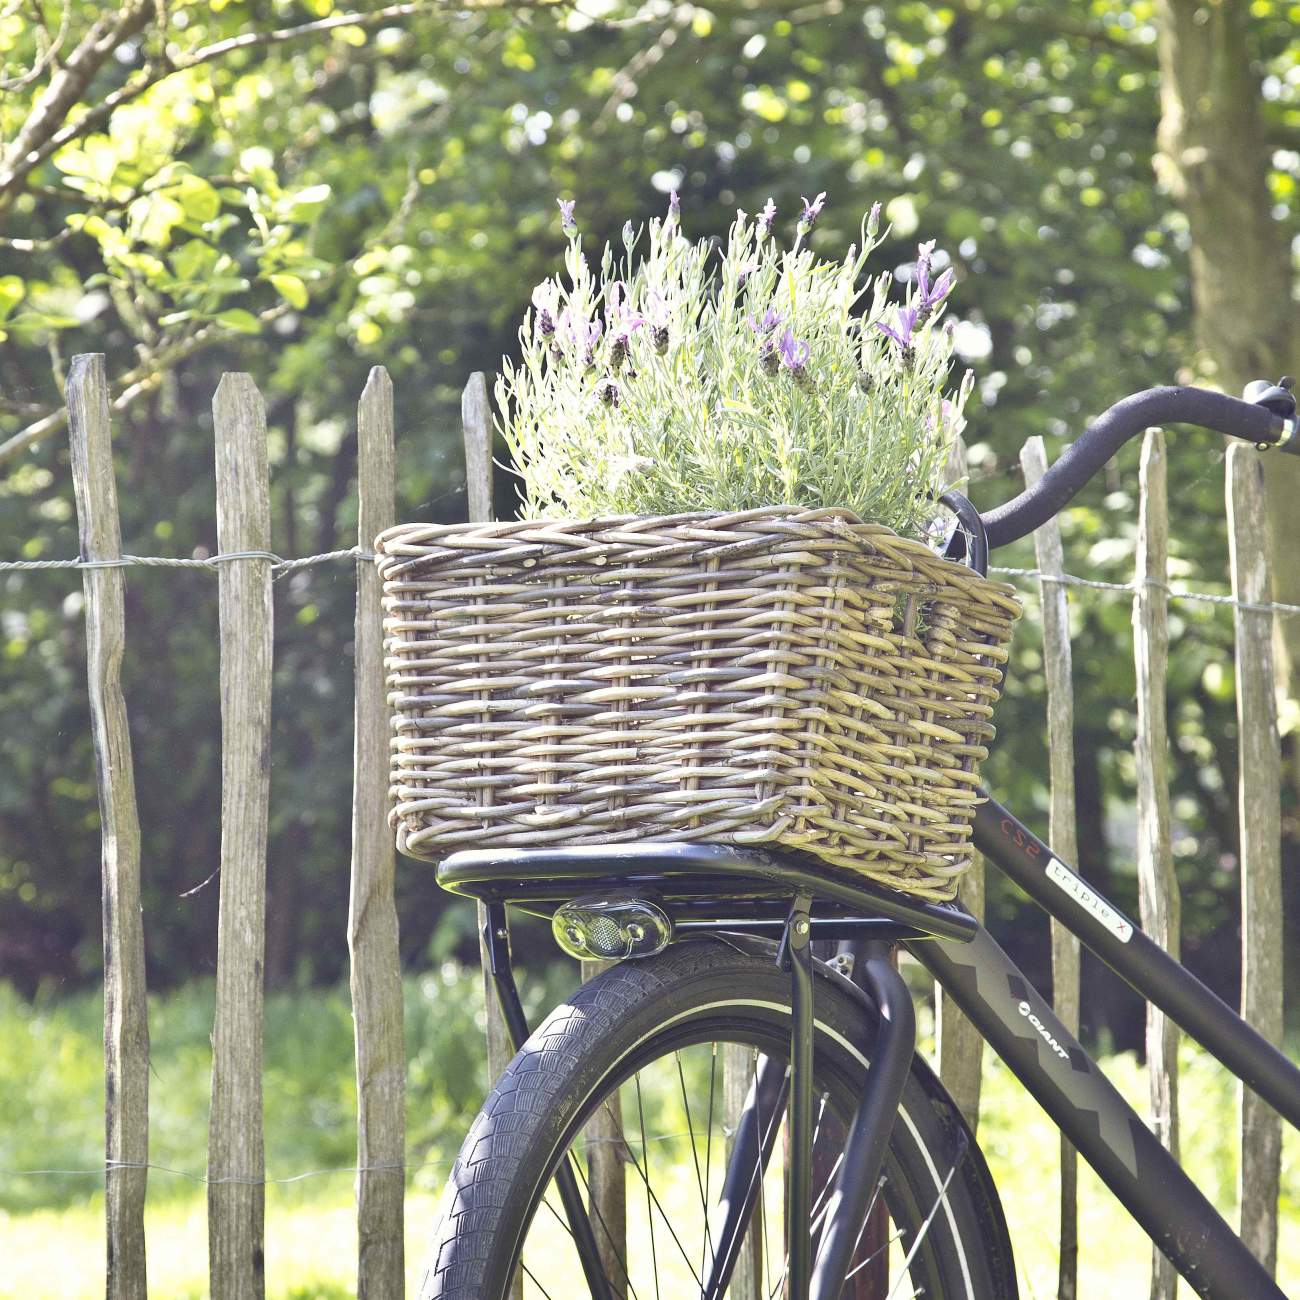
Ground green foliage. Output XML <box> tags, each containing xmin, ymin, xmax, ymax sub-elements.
<box><xmin>1</xmin><ymin>978</ymin><xmax>1298</xmax><ymax>1295</ymax></box>
<box><xmin>0</xmin><ymin>956</ymin><xmax>570</xmax><ymax>1215</ymax></box>
<box><xmin>500</xmin><ymin>201</ymin><xmax>968</xmax><ymax>536</ymax></box>
<box><xmin>0</xmin><ymin>0</ymin><xmax>1298</xmax><ymax>1029</ymax></box>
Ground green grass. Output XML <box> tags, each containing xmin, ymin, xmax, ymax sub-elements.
<box><xmin>1</xmin><ymin>970</ymin><xmax>1296</xmax><ymax>1297</ymax></box>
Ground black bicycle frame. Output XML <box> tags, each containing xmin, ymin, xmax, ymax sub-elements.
<box><xmin>909</xmin><ymin>792</ymin><xmax>1300</xmax><ymax>1300</ymax></box>
<box><xmin>447</xmin><ymin>795</ymin><xmax>1300</xmax><ymax>1300</ymax></box>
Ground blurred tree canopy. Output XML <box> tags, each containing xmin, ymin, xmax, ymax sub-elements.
<box><xmin>1</xmin><ymin>0</ymin><xmax>1297</xmax><ymax>1045</ymax></box>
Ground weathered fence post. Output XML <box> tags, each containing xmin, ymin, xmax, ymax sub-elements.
<box><xmin>937</xmin><ymin>434</ymin><xmax>984</xmax><ymax>1134</ymax></box>
<box><xmin>461</xmin><ymin>372</ymin><xmax>513</xmax><ymax>1083</ymax></box>
<box><xmin>1133</xmin><ymin>429</ymin><xmax>1180</xmax><ymax>1300</ymax></box>
<box><xmin>722</xmin><ymin>1047</ymin><xmax>763</xmax><ymax>1299</ymax></box>
<box><xmin>581</xmin><ymin>959</ymin><xmax>627</xmax><ymax>1297</ymax></box>
<box><xmin>349</xmin><ymin>366</ymin><xmax>405</xmax><ymax>1297</ymax></box>
<box><xmin>1020</xmin><ymin>437</ymin><xmax>1080</xmax><ymax>1300</ymax></box>
<box><xmin>208</xmin><ymin>373</ymin><xmax>274</xmax><ymax>1300</ymax></box>
<box><xmin>460</xmin><ymin>372</ymin><xmax>522</xmax><ymax>1299</ymax></box>
<box><xmin>67</xmin><ymin>354</ymin><xmax>149</xmax><ymax>1300</ymax></box>
<box><xmin>1226</xmin><ymin>444</ymin><xmax>1283</xmax><ymax>1274</ymax></box>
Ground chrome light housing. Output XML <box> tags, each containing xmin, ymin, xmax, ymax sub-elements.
<box><xmin>552</xmin><ymin>892</ymin><xmax>673</xmax><ymax>961</ymax></box>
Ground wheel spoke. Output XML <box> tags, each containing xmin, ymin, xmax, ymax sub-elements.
<box><xmin>521</xmin><ymin>1259</ymin><xmax>558</xmax><ymax>1300</ymax></box>
<box><xmin>571</xmin><ymin>1144</ymin><xmax>641</xmax><ymax>1300</ymax></box>
<box><xmin>883</xmin><ymin>1133</ymin><xmax>969</xmax><ymax>1298</ymax></box>
<box><xmin>624</xmin><ymin>1078</ymin><xmax>707</xmax><ymax>1292</ymax></box>
<box><xmin>633</xmin><ymin>1072</ymin><xmax>663</xmax><ymax>1298</ymax></box>
<box><xmin>675</xmin><ymin>1049</ymin><xmax>717</xmax><ymax>1277</ymax></box>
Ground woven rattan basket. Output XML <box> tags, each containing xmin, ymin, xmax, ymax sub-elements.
<box><xmin>376</xmin><ymin>506</ymin><xmax>1020</xmax><ymax>900</ymax></box>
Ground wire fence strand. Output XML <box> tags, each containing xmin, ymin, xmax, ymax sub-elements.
<box><xmin>989</xmin><ymin>564</ymin><xmax>1300</xmax><ymax>617</ymax></box>
<box><xmin>4</xmin><ymin>546</ymin><xmax>1299</xmax><ymax>618</ymax></box>
<box><xmin>1</xmin><ymin>1155</ymin><xmax>450</xmax><ymax>1186</ymax></box>
<box><xmin>1</xmin><ymin>1127</ymin><xmax>723</xmax><ymax>1187</ymax></box>
<box><xmin>0</xmin><ymin>545</ymin><xmax>374</xmax><ymax>576</ymax></box>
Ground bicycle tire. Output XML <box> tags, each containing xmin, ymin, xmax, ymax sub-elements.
<box><xmin>418</xmin><ymin>938</ymin><xmax>1016</xmax><ymax>1299</ymax></box>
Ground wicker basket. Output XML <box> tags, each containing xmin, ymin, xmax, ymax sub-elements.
<box><xmin>376</xmin><ymin>506</ymin><xmax>1020</xmax><ymax>900</ymax></box>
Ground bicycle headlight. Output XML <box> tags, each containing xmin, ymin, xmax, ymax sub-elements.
<box><xmin>552</xmin><ymin>893</ymin><xmax>673</xmax><ymax>961</ymax></box>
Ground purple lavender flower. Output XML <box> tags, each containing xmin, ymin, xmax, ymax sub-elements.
<box><xmin>666</xmin><ymin>189</ymin><xmax>681</xmax><ymax>226</ymax></box>
<box><xmin>778</xmin><ymin>328</ymin><xmax>811</xmax><ymax>373</ymax></box>
<box><xmin>915</xmin><ymin>239</ymin><xmax>936</xmax><ymax>287</ymax></box>
<box><xmin>757</xmin><ymin>197</ymin><xmax>777</xmax><ymax>237</ymax></box>
<box><xmin>598</xmin><ymin>378</ymin><xmax>620</xmax><ymax>408</ymax></box>
<box><xmin>531</xmin><ymin>281</ymin><xmax>559</xmax><ymax>336</ymax></box>
<box><xmin>644</xmin><ymin>290</ymin><xmax>670</xmax><ymax>354</ymax></box>
<box><xmin>604</xmin><ymin>282</ymin><xmax>644</xmax><ymax>365</ymax></box>
<box><xmin>797</xmin><ymin>191</ymin><xmax>826</xmax><ymax>235</ymax></box>
<box><xmin>914</xmin><ymin>240</ymin><xmax>956</xmax><ymax>322</ymax></box>
<box><xmin>876</xmin><ymin>305</ymin><xmax>919</xmax><ymax>352</ymax></box>
<box><xmin>866</xmin><ymin>201</ymin><xmax>883</xmax><ymax>239</ymax></box>
<box><xmin>748</xmin><ymin>307</ymin><xmax>783</xmax><ymax>336</ymax></box>
<box><xmin>557</xmin><ymin>197</ymin><xmax>577</xmax><ymax>235</ymax></box>
<box><xmin>559</xmin><ymin>308</ymin><xmax>602</xmax><ymax>367</ymax></box>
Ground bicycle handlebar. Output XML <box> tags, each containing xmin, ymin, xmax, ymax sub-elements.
<box><xmin>979</xmin><ymin>384</ymin><xmax>1298</xmax><ymax>551</ymax></box>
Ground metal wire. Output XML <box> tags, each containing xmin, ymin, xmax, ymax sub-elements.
<box><xmin>990</xmin><ymin>564</ymin><xmax>1300</xmax><ymax>617</ymax></box>
<box><xmin>1</xmin><ymin>1155</ymin><xmax>450</xmax><ymax>1186</ymax></box>
<box><xmin>0</xmin><ymin>546</ymin><xmax>375</xmax><ymax>574</ymax></box>
<box><xmin>3</xmin><ymin>547</ymin><xmax>1295</xmax><ymax>618</ymax></box>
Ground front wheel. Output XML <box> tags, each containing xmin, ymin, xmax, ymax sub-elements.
<box><xmin>419</xmin><ymin>939</ymin><xmax>1015</xmax><ymax>1299</ymax></box>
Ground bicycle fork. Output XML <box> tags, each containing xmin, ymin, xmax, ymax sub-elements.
<box><xmin>701</xmin><ymin>900</ymin><xmax>917</xmax><ymax>1300</ymax></box>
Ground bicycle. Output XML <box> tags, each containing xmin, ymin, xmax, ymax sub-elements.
<box><xmin>417</xmin><ymin>378</ymin><xmax>1300</xmax><ymax>1300</ymax></box>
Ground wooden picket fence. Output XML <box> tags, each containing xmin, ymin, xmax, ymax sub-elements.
<box><xmin>54</xmin><ymin>352</ymin><xmax>1284</xmax><ymax>1298</ymax></box>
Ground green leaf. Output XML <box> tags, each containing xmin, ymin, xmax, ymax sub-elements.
<box><xmin>282</xmin><ymin>184</ymin><xmax>332</xmax><ymax>220</ymax></box>
<box><xmin>215</xmin><ymin>308</ymin><xmax>262</xmax><ymax>334</ymax></box>
<box><xmin>0</xmin><ymin>276</ymin><xmax>24</xmax><ymax>322</ymax></box>
<box><xmin>170</xmin><ymin>239</ymin><xmax>218</xmax><ymax>283</ymax></box>
<box><xmin>268</xmin><ymin>273</ymin><xmax>308</xmax><ymax>309</ymax></box>
<box><xmin>132</xmin><ymin>194</ymin><xmax>185</xmax><ymax>248</ymax></box>
<box><xmin>174</xmin><ymin>174</ymin><xmax>221</xmax><ymax>224</ymax></box>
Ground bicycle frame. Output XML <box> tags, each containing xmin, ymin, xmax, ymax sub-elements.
<box><xmin>444</xmin><ymin>791</ymin><xmax>1300</xmax><ymax>1300</ymax></box>
<box><xmin>912</xmin><ymin>792</ymin><xmax>1300</xmax><ymax>1300</ymax></box>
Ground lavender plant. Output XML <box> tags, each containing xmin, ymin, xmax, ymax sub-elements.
<box><xmin>495</xmin><ymin>194</ymin><xmax>973</xmax><ymax>541</ymax></box>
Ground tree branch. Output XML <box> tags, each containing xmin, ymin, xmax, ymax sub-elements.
<box><xmin>0</xmin><ymin>1</ymin><xmax>153</xmax><ymax>206</ymax></box>
<box><xmin>0</xmin><ymin>0</ymin><xmax>72</xmax><ymax>92</ymax></box>
<box><xmin>0</xmin><ymin>0</ymin><xmax>570</xmax><ymax>214</ymax></box>
<box><xmin>0</xmin><ymin>303</ymin><xmax>292</xmax><ymax>466</ymax></box>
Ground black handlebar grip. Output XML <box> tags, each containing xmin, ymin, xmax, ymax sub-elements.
<box><xmin>980</xmin><ymin>386</ymin><xmax>1289</xmax><ymax>551</ymax></box>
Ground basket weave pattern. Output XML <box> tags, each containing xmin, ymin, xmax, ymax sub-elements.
<box><xmin>376</xmin><ymin>507</ymin><xmax>1019</xmax><ymax>900</ymax></box>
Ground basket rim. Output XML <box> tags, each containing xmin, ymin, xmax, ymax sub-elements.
<box><xmin>374</xmin><ymin>504</ymin><xmax>1021</xmax><ymax>613</ymax></box>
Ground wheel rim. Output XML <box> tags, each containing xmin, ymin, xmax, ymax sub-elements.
<box><xmin>508</xmin><ymin>1020</ymin><xmax>972</xmax><ymax>1300</ymax></box>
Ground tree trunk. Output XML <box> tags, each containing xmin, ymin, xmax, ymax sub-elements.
<box><xmin>1154</xmin><ymin>0</ymin><xmax>1299</xmax><ymax>682</ymax></box>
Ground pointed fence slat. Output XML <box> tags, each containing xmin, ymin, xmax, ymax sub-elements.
<box><xmin>208</xmin><ymin>373</ymin><xmax>274</xmax><ymax>1300</ymax></box>
<box><xmin>937</xmin><ymin>435</ymin><xmax>985</xmax><ymax>1134</ymax></box>
<box><xmin>1020</xmin><ymin>436</ymin><xmax>1080</xmax><ymax>1300</ymax></box>
<box><xmin>1226</xmin><ymin>444</ymin><xmax>1283</xmax><ymax>1274</ymax></box>
<box><xmin>349</xmin><ymin>367</ymin><xmax>405</xmax><ymax>1297</ymax></box>
<box><xmin>67</xmin><ymin>354</ymin><xmax>149</xmax><ymax>1300</ymax></box>
<box><xmin>1133</xmin><ymin>429</ymin><xmax>1180</xmax><ymax>1300</ymax></box>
